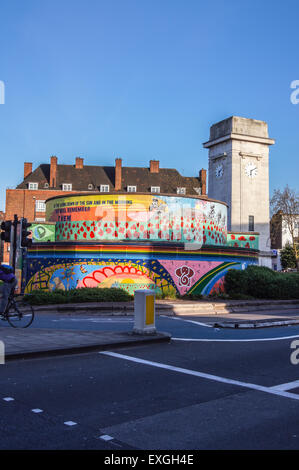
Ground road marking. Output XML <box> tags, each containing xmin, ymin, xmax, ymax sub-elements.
<box><xmin>31</xmin><ymin>408</ymin><xmax>43</xmax><ymax>413</ymax></box>
<box><xmin>163</xmin><ymin>316</ymin><xmax>213</xmax><ymax>328</ymax></box>
<box><xmin>3</xmin><ymin>397</ymin><xmax>14</xmax><ymax>402</ymax></box>
<box><xmin>51</xmin><ymin>318</ymin><xmax>133</xmax><ymax>323</ymax></box>
<box><xmin>99</xmin><ymin>434</ymin><xmax>114</xmax><ymax>441</ymax></box>
<box><xmin>270</xmin><ymin>380</ymin><xmax>299</xmax><ymax>391</ymax></box>
<box><xmin>172</xmin><ymin>334</ymin><xmax>299</xmax><ymax>342</ymax></box>
<box><xmin>100</xmin><ymin>351</ymin><xmax>299</xmax><ymax>402</ymax></box>
<box><xmin>64</xmin><ymin>421</ymin><xmax>77</xmax><ymax>426</ymax></box>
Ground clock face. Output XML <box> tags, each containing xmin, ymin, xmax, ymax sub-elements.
<box><xmin>215</xmin><ymin>164</ymin><xmax>223</xmax><ymax>179</ymax></box>
<box><xmin>245</xmin><ymin>162</ymin><xmax>258</xmax><ymax>178</ymax></box>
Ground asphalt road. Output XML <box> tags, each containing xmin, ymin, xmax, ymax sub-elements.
<box><xmin>2</xmin><ymin>313</ymin><xmax>299</xmax><ymax>450</ymax></box>
<box><xmin>3</xmin><ymin>311</ymin><xmax>299</xmax><ymax>340</ymax></box>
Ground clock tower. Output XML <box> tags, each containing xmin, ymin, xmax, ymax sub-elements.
<box><xmin>203</xmin><ymin>116</ymin><xmax>275</xmax><ymax>266</ymax></box>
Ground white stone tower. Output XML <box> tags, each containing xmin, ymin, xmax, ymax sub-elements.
<box><xmin>203</xmin><ymin>116</ymin><xmax>275</xmax><ymax>266</ymax></box>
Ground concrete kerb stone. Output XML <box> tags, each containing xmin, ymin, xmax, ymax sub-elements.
<box><xmin>214</xmin><ymin>319</ymin><xmax>299</xmax><ymax>329</ymax></box>
<box><xmin>0</xmin><ymin>329</ymin><xmax>172</xmax><ymax>362</ymax></box>
<box><xmin>229</xmin><ymin>304</ymin><xmax>299</xmax><ymax>313</ymax></box>
<box><xmin>30</xmin><ymin>299</ymin><xmax>299</xmax><ymax>316</ymax></box>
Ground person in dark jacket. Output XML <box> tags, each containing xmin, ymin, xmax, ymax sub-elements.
<box><xmin>0</xmin><ymin>264</ymin><xmax>17</xmax><ymax>313</ymax></box>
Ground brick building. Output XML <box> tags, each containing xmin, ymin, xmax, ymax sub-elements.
<box><xmin>3</xmin><ymin>155</ymin><xmax>207</xmax><ymax>262</ymax></box>
<box><xmin>0</xmin><ymin>211</ymin><xmax>4</xmax><ymax>262</ymax></box>
<box><xmin>270</xmin><ymin>210</ymin><xmax>299</xmax><ymax>270</ymax></box>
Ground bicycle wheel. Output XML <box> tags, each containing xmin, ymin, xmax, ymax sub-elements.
<box><xmin>7</xmin><ymin>299</ymin><xmax>35</xmax><ymax>328</ymax></box>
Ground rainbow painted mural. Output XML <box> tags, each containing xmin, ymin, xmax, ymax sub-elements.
<box><xmin>23</xmin><ymin>193</ymin><xmax>259</xmax><ymax>296</ymax></box>
<box><xmin>23</xmin><ymin>243</ymin><xmax>258</xmax><ymax>296</ymax></box>
<box><xmin>47</xmin><ymin>194</ymin><xmax>227</xmax><ymax>245</ymax></box>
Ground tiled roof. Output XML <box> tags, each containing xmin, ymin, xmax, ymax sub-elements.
<box><xmin>17</xmin><ymin>164</ymin><xmax>203</xmax><ymax>196</ymax></box>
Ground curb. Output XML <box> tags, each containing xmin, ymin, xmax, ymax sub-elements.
<box><xmin>4</xmin><ymin>332</ymin><xmax>172</xmax><ymax>362</ymax></box>
<box><xmin>32</xmin><ymin>299</ymin><xmax>299</xmax><ymax>316</ymax></box>
<box><xmin>214</xmin><ymin>320</ymin><xmax>299</xmax><ymax>329</ymax></box>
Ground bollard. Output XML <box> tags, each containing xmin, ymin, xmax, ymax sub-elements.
<box><xmin>133</xmin><ymin>289</ymin><xmax>156</xmax><ymax>335</ymax></box>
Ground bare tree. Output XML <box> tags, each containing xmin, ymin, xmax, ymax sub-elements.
<box><xmin>271</xmin><ymin>185</ymin><xmax>299</xmax><ymax>269</ymax></box>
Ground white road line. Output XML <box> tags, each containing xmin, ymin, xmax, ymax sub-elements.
<box><xmin>64</xmin><ymin>421</ymin><xmax>77</xmax><ymax>426</ymax></box>
<box><xmin>3</xmin><ymin>397</ymin><xmax>14</xmax><ymax>402</ymax></box>
<box><xmin>31</xmin><ymin>408</ymin><xmax>43</xmax><ymax>413</ymax></box>
<box><xmin>51</xmin><ymin>318</ymin><xmax>133</xmax><ymax>323</ymax></box>
<box><xmin>270</xmin><ymin>380</ymin><xmax>299</xmax><ymax>391</ymax></box>
<box><xmin>172</xmin><ymin>334</ymin><xmax>299</xmax><ymax>342</ymax></box>
<box><xmin>100</xmin><ymin>434</ymin><xmax>114</xmax><ymax>441</ymax></box>
<box><xmin>89</xmin><ymin>319</ymin><xmax>133</xmax><ymax>323</ymax></box>
<box><xmin>163</xmin><ymin>316</ymin><xmax>213</xmax><ymax>328</ymax></box>
<box><xmin>100</xmin><ymin>351</ymin><xmax>299</xmax><ymax>402</ymax></box>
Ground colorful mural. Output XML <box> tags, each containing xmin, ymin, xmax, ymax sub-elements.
<box><xmin>31</xmin><ymin>223</ymin><xmax>56</xmax><ymax>243</ymax></box>
<box><xmin>23</xmin><ymin>244</ymin><xmax>258</xmax><ymax>296</ymax></box>
<box><xmin>47</xmin><ymin>194</ymin><xmax>227</xmax><ymax>246</ymax></box>
<box><xmin>227</xmin><ymin>233</ymin><xmax>259</xmax><ymax>250</ymax></box>
<box><xmin>25</xmin><ymin>259</ymin><xmax>176</xmax><ymax>296</ymax></box>
<box><xmin>21</xmin><ymin>194</ymin><xmax>259</xmax><ymax>297</ymax></box>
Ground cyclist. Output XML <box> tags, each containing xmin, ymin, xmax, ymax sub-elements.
<box><xmin>0</xmin><ymin>264</ymin><xmax>17</xmax><ymax>314</ymax></box>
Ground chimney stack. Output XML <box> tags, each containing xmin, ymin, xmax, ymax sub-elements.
<box><xmin>50</xmin><ymin>156</ymin><xmax>58</xmax><ymax>188</ymax></box>
<box><xmin>115</xmin><ymin>158</ymin><xmax>122</xmax><ymax>191</ymax></box>
<box><xmin>75</xmin><ymin>157</ymin><xmax>84</xmax><ymax>169</ymax></box>
<box><xmin>150</xmin><ymin>160</ymin><xmax>159</xmax><ymax>173</ymax></box>
<box><xmin>24</xmin><ymin>162</ymin><xmax>32</xmax><ymax>179</ymax></box>
<box><xmin>199</xmin><ymin>169</ymin><xmax>207</xmax><ymax>195</ymax></box>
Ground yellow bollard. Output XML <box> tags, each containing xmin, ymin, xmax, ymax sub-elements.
<box><xmin>133</xmin><ymin>290</ymin><xmax>156</xmax><ymax>334</ymax></box>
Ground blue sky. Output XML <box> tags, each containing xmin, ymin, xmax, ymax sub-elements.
<box><xmin>0</xmin><ymin>0</ymin><xmax>298</xmax><ymax>211</ymax></box>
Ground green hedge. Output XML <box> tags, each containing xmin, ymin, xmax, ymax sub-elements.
<box><xmin>224</xmin><ymin>265</ymin><xmax>299</xmax><ymax>300</ymax></box>
<box><xmin>24</xmin><ymin>287</ymin><xmax>133</xmax><ymax>305</ymax></box>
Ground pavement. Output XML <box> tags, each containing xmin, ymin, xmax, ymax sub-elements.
<box><xmin>2</xmin><ymin>298</ymin><xmax>299</xmax><ymax>361</ymax></box>
<box><xmin>0</xmin><ymin>327</ymin><xmax>171</xmax><ymax>361</ymax></box>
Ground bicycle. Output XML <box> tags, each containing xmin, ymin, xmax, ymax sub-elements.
<box><xmin>0</xmin><ymin>288</ymin><xmax>35</xmax><ymax>328</ymax></box>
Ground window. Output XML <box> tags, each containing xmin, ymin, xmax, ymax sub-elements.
<box><xmin>35</xmin><ymin>200</ymin><xmax>46</xmax><ymax>212</ymax></box>
<box><xmin>248</xmin><ymin>215</ymin><xmax>254</xmax><ymax>232</ymax></box>
<box><xmin>177</xmin><ymin>187</ymin><xmax>186</xmax><ymax>195</ymax></box>
<box><xmin>35</xmin><ymin>217</ymin><xmax>46</xmax><ymax>222</ymax></box>
<box><xmin>88</xmin><ymin>184</ymin><xmax>94</xmax><ymax>190</ymax></box>
<box><xmin>151</xmin><ymin>186</ymin><xmax>160</xmax><ymax>193</ymax></box>
<box><xmin>28</xmin><ymin>182</ymin><xmax>38</xmax><ymax>190</ymax></box>
<box><xmin>127</xmin><ymin>185</ymin><xmax>137</xmax><ymax>192</ymax></box>
<box><xmin>62</xmin><ymin>184</ymin><xmax>72</xmax><ymax>191</ymax></box>
<box><xmin>100</xmin><ymin>184</ymin><xmax>110</xmax><ymax>192</ymax></box>
<box><xmin>44</xmin><ymin>183</ymin><xmax>49</xmax><ymax>189</ymax></box>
